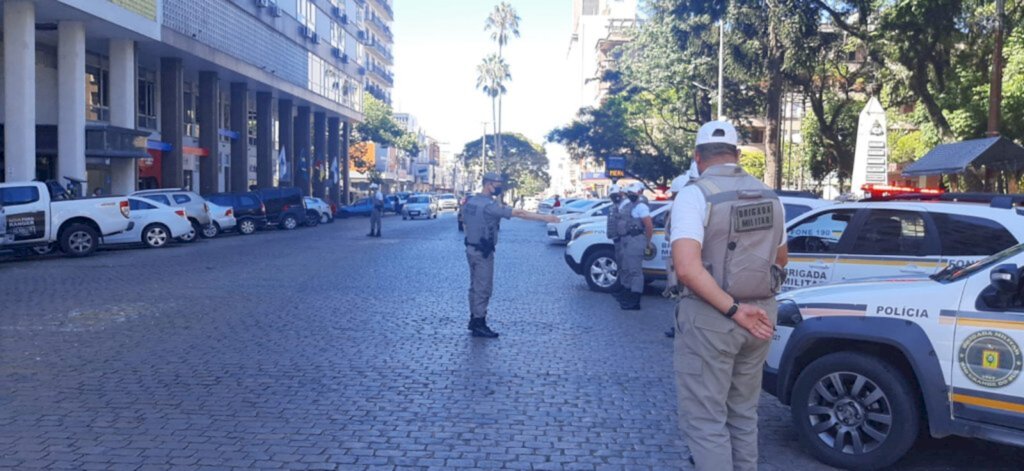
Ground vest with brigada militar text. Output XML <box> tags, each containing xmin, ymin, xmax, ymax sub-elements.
<box><xmin>693</xmin><ymin>165</ymin><xmax>785</xmax><ymax>301</ymax></box>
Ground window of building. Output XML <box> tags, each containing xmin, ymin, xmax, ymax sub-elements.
<box><xmin>183</xmin><ymin>81</ymin><xmax>198</xmax><ymax>137</ymax></box>
<box><xmin>137</xmin><ymin>68</ymin><xmax>158</xmax><ymax>130</ymax></box>
<box><xmin>331</xmin><ymin>22</ymin><xmax>345</xmax><ymax>50</ymax></box>
<box><xmin>86</xmin><ymin>54</ymin><xmax>110</xmax><ymax>122</ymax></box>
<box><xmin>297</xmin><ymin>0</ymin><xmax>316</xmax><ymax>30</ymax></box>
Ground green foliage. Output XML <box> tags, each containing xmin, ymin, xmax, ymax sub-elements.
<box><xmin>888</xmin><ymin>130</ymin><xmax>932</xmax><ymax>164</ymax></box>
<box><xmin>485</xmin><ymin>2</ymin><xmax>520</xmax><ymax>51</ymax></box>
<box><xmin>354</xmin><ymin>93</ymin><xmax>404</xmax><ymax>146</ymax></box>
<box><xmin>459</xmin><ymin>133</ymin><xmax>551</xmax><ymax>191</ymax></box>
<box><xmin>801</xmin><ymin>99</ymin><xmax>860</xmax><ymax>187</ymax></box>
<box><xmin>740</xmin><ymin>149</ymin><xmax>766</xmax><ymax>180</ymax></box>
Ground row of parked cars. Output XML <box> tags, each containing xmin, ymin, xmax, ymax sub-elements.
<box><xmin>0</xmin><ymin>181</ymin><xmax>336</xmax><ymax>258</ymax></box>
<box><xmin>336</xmin><ymin>192</ymin><xmax>460</xmax><ymax>220</ymax></box>
<box><xmin>547</xmin><ymin>189</ymin><xmax>1024</xmax><ymax>469</ymax></box>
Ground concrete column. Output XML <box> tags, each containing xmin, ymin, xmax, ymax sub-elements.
<box><xmin>312</xmin><ymin>111</ymin><xmax>326</xmax><ymax>198</ymax></box>
<box><xmin>342</xmin><ymin>122</ymin><xmax>351</xmax><ymax>204</ymax></box>
<box><xmin>294</xmin><ymin>106</ymin><xmax>311</xmax><ymax>196</ymax></box>
<box><xmin>229</xmin><ymin>82</ymin><xmax>249</xmax><ymax>192</ymax></box>
<box><xmin>256</xmin><ymin>92</ymin><xmax>274</xmax><ymax>188</ymax></box>
<box><xmin>109</xmin><ymin>39</ymin><xmax>137</xmax><ymax>194</ymax></box>
<box><xmin>198</xmin><ymin>72</ymin><xmax>220</xmax><ymax>195</ymax></box>
<box><xmin>57</xmin><ymin>21</ymin><xmax>86</xmax><ymax>185</ymax></box>
<box><xmin>160</xmin><ymin>57</ymin><xmax>185</xmax><ymax>188</ymax></box>
<box><xmin>327</xmin><ymin>117</ymin><xmax>340</xmax><ymax>205</ymax></box>
<box><xmin>3</xmin><ymin>0</ymin><xmax>36</xmax><ymax>182</ymax></box>
<box><xmin>277</xmin><ymin>99</ymin><xmax>293</xmax><ymax>186</ymax></box>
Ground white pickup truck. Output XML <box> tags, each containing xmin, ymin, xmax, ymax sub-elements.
<box><xmin>0</xmin><ymin>181</ymin><xmax>132</xmax><ymax>257</ymax></box>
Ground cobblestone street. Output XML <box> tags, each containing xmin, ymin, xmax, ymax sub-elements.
<box><xmin>2</xmin><ymin>213</ymin><xmax>1023</xmax><ymax>470</ymax></box>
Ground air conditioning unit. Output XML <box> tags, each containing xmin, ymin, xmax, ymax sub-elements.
<box><xmin>269</xmin><ymin>5</ymin><xmax>283</xmax><ymax>17</ymax></box>
<box><xmin>331</xmin><ymin>6</ymin><xmax>343</xmax><ymax>18</ymax></box>
<box><xmin>299</xmin><ymin>25</ymin><xmax>310</xmax><ymax>37</ymax></box>
<box><xmin>256</xmin><ymin>0</ymin><xmax>271</xmax><ymax>7</ymax></box>
<box><xmin>357</xmin><ymin>30</ymin><xmax>366</xmax><ymax>41</ymax></box>
<box><xmin>340</xmin><ymin>14</ymin><xmax>348</xmax><ymax>25</ymax></box>
<box><xmin>357</xmin><ymin>66</ymin><xmax>366</xmax><ymax>76</ymax></box>
<box><xmin>310</xmin><ymin>32</ymin><xmax>320</xmax><ymax>44</ymax></box>
<box><xmin>332</xmin><ymin>47</ymin><xmax>343</xmax><ymax>59</ymax></box>
<box><xmin>341</xmin><ymin>54</ymin><xmax>349</xmax><ymax>64</ymax></box>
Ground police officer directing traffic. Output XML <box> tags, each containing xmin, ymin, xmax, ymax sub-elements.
<box><xmin>463</xmin><ymin>172</ymin><xmax>559</xmax><ymax>338</ymax></box>
<box><xmin>670</xmin><ymin>120</ymin><xmax>787</xmax><ymax>470</ymax></box>
<box><xmin>368</xmin><ymin>183</ymin><xmax>384</xmax><ymax>238</ymax></box>
<box><xmin>616</xmin><ymin>182</ymin><xmax>653</xmax><ymax>310</ymax></box>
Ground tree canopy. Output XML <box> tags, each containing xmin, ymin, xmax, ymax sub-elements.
<box><xmin>459</xmin><ymin>133</ymin><xmax>550</xmax><ymax>198</ymax></box>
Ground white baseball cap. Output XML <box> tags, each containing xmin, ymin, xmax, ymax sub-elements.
<box><xmin>696</xmin><ymin>120</ymin><xmax>738</xmax><ymax>146</ymax></box>
<box><xmin>626</xmin><ymin>182</ymin><xmax>645</xmax><ymax>194</ymax></box>
<box><xmin>608</xmin><ymin>184</ymin><xmax>622</xmax><ymax>195</ymax></box>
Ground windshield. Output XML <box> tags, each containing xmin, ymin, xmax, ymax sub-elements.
<box><xmin>933</xmin><ymin>243</ymin><xmax>1024</xmax><ymax>282</ymax></box>
<box><xmin>409</xmin><ymin>196</ymin><xmax>429</xmax><ymax>204</ymax></box>
<box><xmin>440</xmin><ymin>194</ymin><xmax>455</xmax><ymax>200</ymax></box>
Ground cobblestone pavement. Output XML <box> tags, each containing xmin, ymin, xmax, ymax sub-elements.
<box><xmin>1</xmin><ymin>212</ymin><xmax>1023</xmax><ymax>470</ymax></box>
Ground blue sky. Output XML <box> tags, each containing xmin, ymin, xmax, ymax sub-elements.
<box><xmin>391</xmin><ymin>1</ymin><xmax>578</xmax><ymax>155</ymax></box>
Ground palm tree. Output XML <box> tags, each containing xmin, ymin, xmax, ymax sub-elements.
<box><xmin>475</xmin><ymin>53</ymin><xmax>510</xmax><ymax>174</ymax></box>
<box><xmin>484</xmin><ymin>2</ymin><xmax>520</xmax><ymax>173</ymax></box>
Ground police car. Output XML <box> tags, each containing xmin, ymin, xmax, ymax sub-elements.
<box><xmin>783</xmin><ymin>196</ymin><xmax>1024</xmax><ymax>291</ymax></box>
<box><xmin>546</xmin><ymin>201</ymin><xmax>612</xmax><ymax>243</ymax></box>
<box><xmin>564</xmin><ymin>203</ymin><xmax>672</xmax><ymax>292</ymax></box>
<box><xmin>764</xmin><ymin>243</ymin><xmax>1024</xmax><ymax>469</ymax></box>
<box><xmin>563</xmin><ymin>195</ymin><xmax>830</xmax><ymax>292</ymax></box>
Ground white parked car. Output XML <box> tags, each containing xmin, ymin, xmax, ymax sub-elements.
<box><xmin>546</xmin><ymin>202</ymin><xmax>613</xmax><ymax>244</ymax></box>
<box><xmin>0</xmin><ymin>181</ymin><xmax>132</xmax><ymax>257</ymax></box>
<box><xmin>765</xmin><ymin>243</ymin><xmax>1024</xmax><ymax>469</ymax></box>
<box><xmin>103</xmin><ymin>196</ymin><xmax>193</xmax><ymax>249</ymax></box>
<box><xmin>552</xmin><ymin>198</ymin><xmax>602</xmax><ymax>216</ymax></box>
<box><xmin>437</xmin><ymin>193</ymin><xmax>459</xmax><ymax>211</ymax></box>
<box><xmin>131</xmin><ymin>189</ymin><xmax>212</xmax><ymax>243</ymax></box>
<box><xmin>304</xmin><ymin>196</ymin><xmax>333</xmax><ymax>225</ymax></box>
<box><xmin>203</xmin><ymin>201</ymin><xmax>237</xmax><ymax>238</ymax></box>
<box><xmin>402</xmin><ymin>194</ymin><xmax>438</xmax><ymax>220</ymax></box>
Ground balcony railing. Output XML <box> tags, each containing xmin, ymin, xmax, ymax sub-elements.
<box><xmin>368</xmin><ymin>40</ymin><xmax>393</xmax><ymax>63</ymax></box>
<box><xmin>367</xmin><ymin>15</ymin><xmax>394</xmax><ymax>42</ymax></box>
<box><xmin>370</xmin><ymin>64</ymin><xmax>394</xmax><ymax>86</ymax></box>
<box><xmin>371</xmin><ymin>0</ymin><xmax>394</xmax><ymax>20</ymax></box>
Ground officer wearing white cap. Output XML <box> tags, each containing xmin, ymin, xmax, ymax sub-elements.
<box><xmin>462</xmin><ymin>172</ymin><xmax>558</xmax><ymax>338</ymax></box>
<box><xmin>670</xmin><ymin>120</ymin><xmax>787</xmax><ymax>470</ymax></box>
<box><xmin>605</xmin><ymin>183</ymin><xmax>625</xmax><ymax>299</ymax></box>
<box><xmin>367</xmin><ymin>183</ymin><xmax>384</xmax><ymax>237</ymax></box>
<box><xmin>616</xmin><ymin>181</ymin><xmax>653</xmax><ymax>310</ymax></box>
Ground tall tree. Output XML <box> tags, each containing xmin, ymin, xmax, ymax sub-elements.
<box><xmin>460</xmin><ymin>132</ymin><xmax>550</xmax><ymax>204</ymax></box>
<box><xmin>484</xmin><ymin>2</ymin><xmax>521</xmax><ymax>171</ymax></box>
<box><xmin>475</xmin><ymin>54</ymin><xmax>511</xmax><ymax>173</ymax></box>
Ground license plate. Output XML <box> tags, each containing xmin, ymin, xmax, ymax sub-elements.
<box><xmin>410</xmin><ymin>211</ymin><xmax>420</xmax><ymax>216</ymax></box>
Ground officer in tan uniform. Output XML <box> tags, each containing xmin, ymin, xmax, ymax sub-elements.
<box><xmin>617</xmin><ymin>182</ymin><xmax>653</xmax><ymax>310</ymax></box>
<box><xmin>462</xmin><ymin>172</ymin><xmax>558</xmax><ymax>338</ymax></box>
<box><xmin>670</xmin><ymin>121</ymin><xmax>788</xmax><ymax>470</ymax></box>
<box><xmin>605</xmin><ymin>184</ymin><xmax>625</xmax><ymax>300</ymax></box>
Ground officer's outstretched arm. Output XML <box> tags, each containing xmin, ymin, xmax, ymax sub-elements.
<box><xmin>512</xmin><ymin>208</ymin><xmax>559</xmax><ymax>223</ymax></box>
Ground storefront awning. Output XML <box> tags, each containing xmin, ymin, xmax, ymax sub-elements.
<box><xmin>85</xmin><ymin>125</ymin><xmax>151</xmax><ymax>159</ymax></box>
<box><xmin>902</xmin><ymin>136</ymin><xmax>1024</xmax><ymax>177</ymax></box>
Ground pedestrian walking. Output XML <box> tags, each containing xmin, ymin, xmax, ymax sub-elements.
<box><xmin>368</xmin><ymin>183</ymin><xmax>384</xmax><ymax>237</ymax></box>
<box><xmin>616</xmin><ymin>182</ymin><xmax>653</xmax><ymax>310</ymax></box>
<box><xmin>670</xmin><ymin>120</ymin><xmax>788</xmax><ymax>470</ymax></box>
<box><xmin>463</xmin><ymin>172</ymin><xmax>558</xmax><ymax>338</ymax></box>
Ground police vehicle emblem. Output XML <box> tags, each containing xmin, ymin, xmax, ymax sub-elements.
<box><xmin>958</xmin><ymin>330</ymin><xmax>1023</xmax><ymax>388</ymax></box>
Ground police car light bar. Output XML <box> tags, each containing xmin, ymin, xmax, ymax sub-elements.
<box><xmin>862</xmin><ymin>183</ymin><xmax>944</xmax><ymax>200</ymax></box>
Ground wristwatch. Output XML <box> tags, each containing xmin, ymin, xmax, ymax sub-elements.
<box><xmin>724</xmin><ymin>300</ymin><xmax>739</xmax><ymax>319</ymax></box>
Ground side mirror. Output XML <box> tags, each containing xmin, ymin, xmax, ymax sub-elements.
<box><xmin>990</xmin><ymin>264</ymin><xmax>1020</xmax><ymax>293</ymax></box>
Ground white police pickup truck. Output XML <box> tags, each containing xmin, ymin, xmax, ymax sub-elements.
<box><xmin>546</xmin><ymin>201</ymin><xmax>612</xmax><ymax>244</ymax></box>
<box><xmin>764</xmin><ymin>243</ymin><xmax>1024</xmax><ymax>469</ymax></box>
<box><xmin>0</xmin><ymin>181</ymin><xmax>132</xmax><ymax>257</ymax></box>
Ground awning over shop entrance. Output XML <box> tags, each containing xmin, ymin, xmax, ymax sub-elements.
<box><xmin>902</xmin><ymin>136</ymin><xmax>1024</xmax><ymax>177</ymax></box>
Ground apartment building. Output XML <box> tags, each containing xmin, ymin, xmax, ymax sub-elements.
<box><xmin>0</xmin><ymin>0</ymin><xmax>379</xmax><ymax>204</ymax></box>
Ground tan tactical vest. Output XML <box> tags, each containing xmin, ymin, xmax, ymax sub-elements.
<box><xmin>692</xmin><ymin>165</ymin><xmax>785</xmax><ymax>301</ymax></box>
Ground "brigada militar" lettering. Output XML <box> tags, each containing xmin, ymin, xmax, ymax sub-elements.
<box><xmin>876</xmin><ymin>305</ymin><xmax>929</xmax><ymax>318</ymax></box>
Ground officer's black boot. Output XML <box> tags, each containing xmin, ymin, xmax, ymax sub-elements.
<box><xmin>470</xmin><ymin>318</ymin><xmax>499</xmax><ymax>338</ymax></box>
<box><xmin>468</xmin><ymin>316</ymin><xmax>477</xmax><ymax>331</ymax></box>
<box><xmin>621</xmin><ymin>292</ymin><xmax>641</xmax><ymax>311</ymax></box>
<box><xmin>664</xmin><ymin>326</ymin><xmax>675</xmax><ymax>338</ymax></box>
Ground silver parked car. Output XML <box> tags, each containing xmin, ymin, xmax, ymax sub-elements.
<box><xmin>304</xmin><ymin>196</ymin><xmax>333</xmax><ymax>225</ymax></box>
<box><xmin>131</xmin><ymin>189</ymin><xmax>213</xmax><ymax>243</ymax></box>
<box><xmin>437</xmin><ymin>193</ymin><xmax>459</xmax><ymax>211</ymax></box>
<box><xmin>402</xmin><ymin>194</ymin><xmax>438</xmax><ymax>220</ymax></box>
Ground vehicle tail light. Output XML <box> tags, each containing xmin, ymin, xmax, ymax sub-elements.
<box><xmin>283</xmin><ymin>204</ymin><xmax>290</xmax><ymax>212</ymax></box>
<box><xmin>119</xmin><ymin>200</ymin><xmax>130</xmax><ymax>218</ymax></box>
<box><xmin>175</xmin><ymin>209</ymin><xmax>187</xmax><ymax>218</ymax></box>
<box><xmin>226</xmin><ymin>208</ymin><xmax>233</xmax><ymax>217</ymax></box>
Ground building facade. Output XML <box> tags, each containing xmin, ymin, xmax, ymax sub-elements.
<box><xmin>1</xmin><ymin>0</ymin><xmax>383</xmax><ymax>204</ymax></box>
<box><xmin>362</xmin><ymin>0</ymin><xmax>392</xmax><ymax>105</ymax></box>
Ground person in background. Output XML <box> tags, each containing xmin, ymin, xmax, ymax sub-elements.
<box><xmin>368</xmin><ymin>183</ymin><xmax>384</xmax><ymax>238</ymax></box>
<box><xmin>616</xmin><ymin>182</ymin><xmax>653</xmax><ymax>310</ymax></box>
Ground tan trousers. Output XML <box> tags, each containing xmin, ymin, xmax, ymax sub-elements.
<box><xmin>674</xmin><ymin>295</ymin><xmax>777</xmax><ymax>471</ymax></box>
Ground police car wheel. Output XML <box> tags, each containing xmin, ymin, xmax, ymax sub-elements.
<box><xmin>791</xmin><ymin>352</ymin><xmax>920</xmax><ymax>470</ymax></box>
<box><xmin>583</xmin><ymin>248</ymin><xmax>619</xmax><ymax>293</ymax></box>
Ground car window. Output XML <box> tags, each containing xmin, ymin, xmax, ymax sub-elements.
<box><xmin>788</xmin><ymin>209</ymin><xmax>855</xmax><ymax>254</ymax></box>
<box><xmin>1</xmin><ymin>186</ymin><xmax>40</xmax><ymax>205</ymax></box>
<box><xmin>783</xmin><ymin>203</ymin><xmax>811</xmax><ymax>222</ymax></box>
<box><xmin>173</xmin><ymin>194</ymin><xmax>192</xmax><ymax>204</ymax></box>
<box><xmin>932</xmin><ymin>213</ymin><xmax>1018</xmax><ymax>256</ymax></box>
<box><xmin>409</xmin><ymin>196</ymin><xmax>429</xmax><ymax>204</ymax></box>
<box><xmin>850</xmin><ymin>209</ymin><xmax>936</xmax><ymax>256</ymax></box>
<box><xmin>129</xmin><ymin>199</ymin><xmax>157</xmax><ymax>211</ymax></box>
<box><xmin>240</xmin><ymin>195</ymin><xmax>258</xmax><ymax>207</ymax></box>
<box><xmin>597</xmin><ymin>206</ymin><xmax>610</xmax><ymax>216</ymax></box>
<box><xmin>207</xmin><ymin>195</ymin><xmax>232</xmax><ymax>207</ymax></box>
<box><xmin>143</xmin><ymin>194</ymin><xmax>172</xmax><ymax>205</ymax></box>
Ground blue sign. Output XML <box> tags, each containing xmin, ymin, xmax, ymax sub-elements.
<box><xmin>605</xmin><ymin>156</ymin><xmax>627</xmax><ymax>179</ymax></box>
